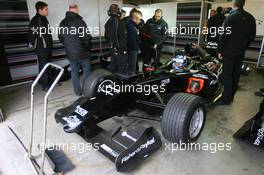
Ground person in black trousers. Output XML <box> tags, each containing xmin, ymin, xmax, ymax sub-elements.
<box><xmin>218</xmin><ymin>0</ymin><xmax>256</xmax><ymax>105</ymax></box>
<box><xmin>28</xmin><ymin>1</ymin><xmax>53</xmax><ymax>92</ymax></box>
<box><xmin>144</xmin><ymin>9</ymin><xmax>168</xmax><ymax>68</ymax></box>
<box><xmin>127</xmin><ymin>10</ymin><xmax>142</xmax><ymax>75</ymax></box>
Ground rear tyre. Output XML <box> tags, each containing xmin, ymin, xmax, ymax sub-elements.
<box><xmin>161</xmin><ymin>93</ymin><xmax>206</xmax><ymax>143</ymax></box>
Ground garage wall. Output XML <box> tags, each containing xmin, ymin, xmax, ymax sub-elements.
<box><xmin>124</xmin><ymin>2</ymin><xmax>177</xmax><ymax>30</ymax></box>
<box><xmin>212</xmin><ymin>0</ymin><xmax>264</xmax><ymax>36</ymax></box>
<box><xmin>26</xmin><ymin>0</ymin><xmax>123</xmax><ymax>38</ymax></box>
<box><xmin>212</xmin><ymin>0</ymin><xmax>264</xmax><ymax>61</ymax></box>
<box><xmin>0</xmin><ymin>0</ymin><xmax>123</xmax><ymax>86</ymax></box>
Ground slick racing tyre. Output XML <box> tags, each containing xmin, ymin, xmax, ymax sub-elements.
<box><xmin>161</xmin><ymin>93</ymin><xmax>206</xmax><ymax>143</ymax></box>
<box><xmin>83</xmin><ymin>69</ymin><xmax>116</xmax><ymax>98</ymax></box>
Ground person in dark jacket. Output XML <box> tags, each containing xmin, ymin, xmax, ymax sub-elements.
<box><xmin>58</xmin><ymin>4</ymin><xmax>92</xmax><ymax>96</ymax></box>
<box><xmin>127</xmin><ymin>10</ymin><xmax>142</xmax><ymax>75</ymax></box>
<box><xmin>218</xmin><ymin>0</ymin><xmax>256</xmax><ymax>105</ymax></box>
<box><xmin>210</xmin><ymin>9</ymin><xmax>216</xmax><ymax>18</ymax></box>
<box><xmin>122</xmin><ymin>8</ymin><xmax>143</xmax><ymax>73</ymax></box>
<box><xmin>207</xmin><ymin>7</ymin><xmax>225</xmax><ymax>56</ymax></box>
<box><xmin>120</xmin><ymin>9</ymin><xmax>126</xmax><ymax>20</ymax></box>
<box><xmin>105</xmin><ymin>4</ymin><xmax>127</xmax><ymax>73</ymax></box>
<box><xmin>28</xmin><ymin>1</ymin><xmax>53</xmax><ymax>92</ymax></box>
<box><xmin>122</xmin><ymin>8</ymin><xmax>138</xmax><ymax>27</ymax></box>
<box><xmin>144</xmin><ymin>9</ymin><xmax>168</xmax><ymax>68</ymax></box>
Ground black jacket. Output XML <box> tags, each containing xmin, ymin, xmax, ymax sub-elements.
<box><xmin>105</xmin><ymin>16</ymin><xmax>127</xmax><ymax>53</ymax></box>
<box><xmin>145</xmin><ymin>17</ymin><xmax>168</xmax><ymax>47</ymax></box>
<box><xmin>207</xmin><ymin>13</ymin><xmax>225</xmax><ymax>42</ymax></box>
<box><xmin>58</xmin><ymin>12</ymin><xmax>92</xmax><ymax>60</ymax></box>
<box><xmin>127</xmin><ymin>21</ymin><xmax>140</xmax><ymax>51</ymax></box>
<box><xmin>218</xmin><ymin>8</ymin><xmax>256</xmax><ymax>54</ymax></box>
<box><xmin>123</xmin><ymin>16</ymin><xmax>145</xmax><ymax>33</ymax></box>
<box><xmin>28</xmin><ymin>13</ymin><xmax>53</xmax><ymax>49</ymax></box>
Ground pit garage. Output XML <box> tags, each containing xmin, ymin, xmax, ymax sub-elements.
<box><xmin>0</xmin><ymin>0</ymin><xmax>263</xmax><ymax>175</ymax></box>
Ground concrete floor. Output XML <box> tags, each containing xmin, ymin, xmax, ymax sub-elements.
<box><xmin>0</xmin><ymin>61</ymin><xmax>264</xmax><ymax>175</ymax></box>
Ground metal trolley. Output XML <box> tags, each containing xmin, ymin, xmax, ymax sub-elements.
<box><xmin>257</xmin><ymin>35</ymin><xmax>264</xmax><ymax>69</ymax></box>
<box><xmin>28</xmin><ymin>63</ymin><xmax>64</xmax><ymax>175</ymax></box>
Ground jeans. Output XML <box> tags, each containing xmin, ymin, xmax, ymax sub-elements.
<box><xmin>128</xmin><ymin>50</ymin><xmax>138</xmax><ymax>75</ymax></box>
<box><xmin>69</xmin><ymin>59</ymin><xmax>90</xmax><ymax>95</ymax></box>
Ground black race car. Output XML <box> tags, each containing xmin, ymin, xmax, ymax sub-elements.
<box><xmin>55</xmin><ymin>44</ymin><xmax>223</xmax><ymax>171</ymax></box>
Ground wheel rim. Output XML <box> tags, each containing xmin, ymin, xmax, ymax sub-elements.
<box><xmin>189</xmin><ymin>107</ymin><xmax>205</xmax><ymax>139</ymax></box>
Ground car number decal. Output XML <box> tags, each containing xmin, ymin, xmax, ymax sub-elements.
<box><xmin>75</xmin><ymin>105</ymin><xmax>88</xmax><ymax>117</ymax></box>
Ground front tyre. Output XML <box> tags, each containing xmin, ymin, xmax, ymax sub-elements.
<box><xmin>82</xmin><ymin>69</ymin><xmax>115</xmax><ymax>98</ymax></box>
<box><xmin>161</xmin><ymin>93</ymin><xmax>206</xmax><ymax>143</ymax></box>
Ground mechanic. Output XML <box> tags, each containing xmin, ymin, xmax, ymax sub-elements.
<box><xmin>218</xmin><ymin>0</ymin><xmax>256</xmax><ymax>105</ymax></box>
<box><xmin>127</xmin><ymin>10</ymin><xmax>142</xmax><ymax>75</ymax></box>
<box><xmin>28</xmin><ymin>1</ymin><xmax>53</xmax><ymax>92</ymax></box>
<box><xmin>120</xmin><ymin>9</ymin><xmax>126</xmax><ymax>20</ymax></box>
<box><xmin>104</xmin><ymin>4</ymin><xmax>128</xmax><ymax>73</ymax></box>
<box><xmin>210</xmin><ymin>9</ymin><xmax>217</xmax><ymax>18</ymax></box>
<box><xmin>123</xmin><ymin>8</ymin><xmax>144</xmax><ymax>73</ymax></box>
<box><xmin>207</xmin><ymin>7</ymin><xmax>225</xmax><ymax>56</ymax></box>
<box><xmin>144</xmin><ymin>9</ymin><xmax>168</xmax><ymax>68</ymax></box>
<box><xmin>58</xmin><ymin>4</ymin><xmax>92</xmax><ymax>96</ymax></box>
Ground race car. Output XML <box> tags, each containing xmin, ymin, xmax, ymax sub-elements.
<box><xmin>54</xmin><ymin>44</ymin><xmax>223</xmax><ymax>171</ymax></box>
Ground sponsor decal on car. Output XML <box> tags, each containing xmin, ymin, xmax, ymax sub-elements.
<box><xmin>254</xmin><ymin>122</ymin><xmax>264</xmax><ymax>146</ymax></box>
<box><xmin>100</xmin><ymin>144</ymin><xmax>118</xmax><ymax>158</ymax></box>
<box><xmin>63</xmin><ymin>115</ymin><xmax>82</xmax><ymax>128</ymax></box>
<box><xmin>121</xmin><ymin>137</ymin><xmax>155</xmax><ymax>164</ymax></box>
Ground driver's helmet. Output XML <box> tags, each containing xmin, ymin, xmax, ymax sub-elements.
<box><xmin>172</xmin><ymin>54</ymin><xmax>188</xmax><ymax>72</ymax></box>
